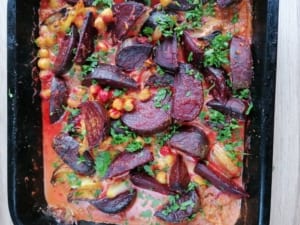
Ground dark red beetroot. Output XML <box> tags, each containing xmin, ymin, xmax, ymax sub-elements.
<box><xmin>155</xmin><ymin>190</ymin><xmax>200</xmax><ymax>223</ymax></box>
<box><xmin>121</xmin><ymin>95</ymin><xmax>172</xmax><ymax>135</ymax></box>
<box><xmin>49</xmin><ymin>77</ymin><xmax>68</xmax><ymax>124</ymax></box>
<box><xmin>194</xmin><ymin>162</ymin><xmax>249</xmax><ymax>198</ymax></box>
<box><xmin>217</xmin><ymin>0</ymin><xmax>242</xmax><ymax>8</ymax></box>
<box><xmin>145</xmin><ymin>73</ymin><xmax>174</xmax><ymax>87</ymax></box>
<box><xmin>65</xmin><ymin>0</ymin><xmax>93</xmax><ymax>6</ymax></box>
<box><xmin>73</xmin><ymin>12</ymin><xmax>97</xmax><ymax>64</ymax></box>
<box><xmin>113</xmin><ymin>2</ymin><xmax>149</xmax><ymax>40</ymax></box>
<box><xmin>90</xmin><ymin>190</ymin><xmax>137</xmax><ymax>214</ymax></box>
<box><xmin>154</xmin><ymin>35</ymin><xmax>178</xmax><ymax>72</ymax></box>
<box><xmin>105</xmin><ymin>149</ymin><xmax>153</xmax><ymax>179</ymax></box>
<box><xmin>82</xmin><ymin>64</ymin><xmax>139</xmax><ymax>89</ymax></box>
<box><xmin>183</xmin><ymin>31</ymin><xmax>204</xmax><ymax>69</ymax></box>
<box><xmin>207</xmin><ymin>97</ymin><xmax>247</xmax><ymax>120</ymax></box>
<box><xmin>53</xmin><ymin>24</ymin><xmax>79</xmax><ymax>77</ymax></box>
<box><xmin>169</xmin><ymin>155</ymin><xmax>190</xmax><ymax>192</ymax></box>
<box><xmin>203</xmin><ymin>67</ymin><xmax>230</xmax><ymax>103</ymax></box>
<box><xmin>168</xmin><ymin>126</ymin><xmax>209</xmax><ymax>159</ymax></box>
<box><xmin>130</xmin><ymin>172</ymin><xmax>174</xmax><ymax>195</ymax></box>
<box><xmin>116</xmin><ymin>38</ymin><xmax>152</xmax><ymax>71</ymax></box>
<box><xmin>167</xmin><ymin>0</ymin><xmax>195</xmax><ymax>11</ymax></box>
<box><xmin>230</xmin><ymin>36</ymin><xmax>253</xmax><ymax>90</ymax></box>
<box><xmin>80</xmin><ymin>101</ymin><xmax>109</xmax><ymax>147</ymax></box>
<box><xmin>171</xmin><ymin>64</ymin><xmax>204</xmax><ymax>122</ymax></box>
<box><xmin>52</xmin><ymin>133</ymin><xmax>95</xmax><ymax>176</ymax></box>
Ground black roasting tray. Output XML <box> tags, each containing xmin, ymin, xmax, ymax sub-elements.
<box><xmin>7</xmin><ymin>0</ymin><xmax>278</xmax><ymax>224</ymax></box>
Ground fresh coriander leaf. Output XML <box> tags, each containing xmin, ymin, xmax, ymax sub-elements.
<box><xmin>113</xmin><ymin>89</ymin><xmax>125</xmax><ymax>97</ymax></box>
<box><xmin>187</xmin><ymin>52</ymin><xmax>194</xmax><ymax>62</ymax></box>
<box><xmin>245</xmin><ymin>102</ymin><xmax>253</xmax><ymax>115</ymax></box>
<box><xmin>95</xmin><ymin>151</ymin><xmax>111</xmax><ymax>178</ymax></box>
<box><xmin>144</xmin><ymin>137</ymin><xmax>152</xmax><ymax>144</ymax></box>
<box><xmin>92</xmin><ymin>0</ymin><xmax>113</xmax><ymax>7</ymax></box>
<box><xmin>153</xmin><ymin>88</ymin><xmax>171</xmax><ymax>108</ymax></box>
<box><xmin>126</xmin><ymin>140</ymin><xmax>143</xmax><ymax>152</ymax></box>
<box><xmin>231</xmin><ymin>12</ymin><xmax>239</xmax><ymax>24</ymax></box>
<box><xmin>143</xmin><ymin>26</ymin><xmax>154</xmax><ymax>37</ymax></box>
<box><xmin>144</xmin><ymin>164</ymin><xmax>155</xmax><ymax>176</ymax></box>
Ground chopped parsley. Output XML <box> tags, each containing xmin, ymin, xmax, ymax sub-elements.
<box><xmin>233</xmin><ymin>88</ymin><xmax>250</xmax><ymax>99</ymax></box>
<box><xmin>231</xmin><ymin>12</ymin><xmax>239</xmax><ymax>24</ymax></box>
<box><xmin>245</xmin><ymin>102</ymin><xmax>253</xmax><ymax>115</ymax></box>
<box><xmin>204</xmin><ymin>33</ymin><xmax>232</xmax><ymax>68</ymax></box>
<box><xmin>156</xmin><ymin>14</ymin><xmax>177</xmax><ymax>37</ymax></box>
<box><xmin>153</xmin><ymin>88</ymin><xmax>171</xmax><ymax>108</ymax></box>
<box><xmin>95</xmin><ymin>151</ymin><xmax>112</xmax><ymax>178</ymax></box>
<box><xmin>126</xmin><ymin>140</ymin><xmax>143</xmax><ymax>152</ymax></box>
<box><xmin>113</xmin><ymin>89</ymin><xmax>126</xmax><ymax>97</ymax></box>
<box><xmin>155</xmin><ymin>123</ymin><xmax>179</xmax><ymax>147</ymax></box>
<box><xmin>66</xmin><ymin>173</ymin><xmax>82</xmax><ymax>188</ymax></box>
<box><xmin>92</xmin><ymin>0</ymin><xmax>113</xmax><ymax>8</ymax></box>
<box><xmin>162</xmin><ymin>195</ymin><xmax>195</xmax><ymax>216</ymax></box>
<box><xmin>142</xmin><ymin>26</ymin><xmax>154</xmax><ymax>37</ymax></box>
<box><xmin>144</xmin><ymin>164</ymin><xmax>155</xmax><ymax>176</ymax></box>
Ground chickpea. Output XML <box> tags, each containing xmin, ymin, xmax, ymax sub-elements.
<box><xmin>38</xmin><ymin>58</ymin><xmax>51</xmax><ymax>70</ymax></box>
<box><xmin>123</xmin><ymin>98</ymin><xmax>135</xmax><ymax>112</ymax></box>
<box><xmin>94</xmin><ymin>16</ymin><xmax>107</xmax><ymax>34</ymax></box>
<box><xmin>138</xmin><ymin>88</ymin><xmax>151</xmax><ymax>101</ymax></box>
<box><xmin>45</xmin><ymin>35</ymin><xmax>56</xmax><ymax>47</ymax></box>
<box><xmin>156</xmin><ymin>171</ymin><xmax>167</xmax><ymax>184</ymax></box>
<box><xmin>100</xmin><ymin>8</ymin><xmax>114</xmax><ymax>23</ymax></box>
<box><xmin>112</xmin><ymin>98</ymin><xmax>124</xmax><ymax>111</ymax></box>
<box><xmin>160</xmin><ymin>0</ymin><xmax>172</xmax><ymax>7</ymax></box>
<box><xmin>38</xmin><ymin>49</ymin><xmax>49</xmax><ymax>58</ymax></box>
<box><xmin>108</xmin><ymin>108</ymin><xmax>122</xmax><ymax>119</ymax></box>
<box><xmin>106</xmin><ymin>182</ymin><xmax>129</xmax><ymax>199</ymax></box>
<box><xmin>35</xmin><ymin>36</ymin><xmax>46</xmax><ymax>48</ymax></box>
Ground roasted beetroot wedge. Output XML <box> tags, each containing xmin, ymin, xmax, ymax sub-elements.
<box><xmin>53</xmin><ymin>24</ymin><xmax>79</xmax><ymax>76</ymax></box>
<box><xmin>168</xmin><ymin>126</ymin><xmax>209</xmax><ymax>159</ymax></box>
<box><xmin>74</xmin><ymin>12</ymin><xmax>97</xmax><ymax>64</ymax></box>
<box><xmin>121</xmin><ymin>95</ymin><xmax>172</xmax><ymax>135</ymax></box>
<box><xmin>82</xmin><ymin>64</ymin><xmax>139</xmax><ymax>89</ymax></box>
<box><xmin>207</xmin><ymin>97</ymin><xmax>247</xmax><ymax>120</ymax></box>
<box><xmin>183</xmin><ymin>31</ymin><xmax>204</xmax><ymax>69</ymax></box>
<box><xmin>116</xmin><ymin>38</ymin><xmax>152</xmax><ymax>71</ymax></box>
<box><xmin>217</xmin><ymin>0</ymin><xmax>242</xmax><ymax>8</ymax></box>
<box><xmin>90</xmin><ymin>190</ymin><xmax>137</xmax><ymax>214</ymax></box>
<box><xmin>65</xmin><ymin>0</ymin><xmax>93</xmax><ymax>6</ymax></box>
<box><xmin>155</xmin><ymin>190</ymin><xmax>200</xmax><ymax>223</ymax></box>
<box><xmin>204</xmin><ymin>67</ymin><xmax>230</xmax><ymax>103</ymax></box>
<box><xmin>130</xmin><ymin>172</ymin><xmax>174</xmax><ymax>195</ymax></box>
<box><xmin>154</xmin><ymin>35</ymin><xmax>178</xmax><ymax>72</ymax></box>
<box><xmin>105</xmin><ymin>149</ymin><xmax>153</xmax><ymax>179</ymax></box>
<box><xmin>167</xmin><ymin>0</ymin><xmax>195</xmax><ymax>11</ymax></box>
<box><xmin>145</xmin><ymin>73</ymin><xmax>174</xmax><ymax>87</ymax></box>
<box><xmin>171</xmin><ymin>64</ymin><xmax>204</xmax><ymax>122</ymax></box>
<box><xmin>230</xmin><ymin>36</ymin><xmax>253</xmax><ymax>90</ymax></box>
<box><xmin>52</xmin><ymin>133</ymin><xmax>95</xmax><ymax>176</ymax></box>
<box><xmin>194</xmin><ymin>162</ymin><xmax>249</xmax><ymax>198</ymax></box>
<box><xmin>80</xmin><ymin>101</ymin><xmax>109</xmax><ymax>147</ymax></box>
<box><xmin>49</xmin><ymin>77</ymin><xmax>68</xmax><ymax>123</ymax></box>
<box><xmin>169</xmin><ymin>155</ymin><xmax>190</xmax><ymax>192</ymax></box>
<box><xmin>112</xmin><ymin>2</ymin><xmax>149</xmax><ymax>40</ymax></box>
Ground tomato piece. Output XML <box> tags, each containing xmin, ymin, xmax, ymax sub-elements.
<box><xmin>160</xmin><ymin>146</ymin><xmax>171</xmax><ymax>156</ymax></box>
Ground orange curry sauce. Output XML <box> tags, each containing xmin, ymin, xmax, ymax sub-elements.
<box><xmin>37</xmin><ymin>0</ymin><xmax>252</xmax><ymax>224</ymax></box>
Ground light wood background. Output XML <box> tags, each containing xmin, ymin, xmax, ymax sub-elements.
<box><xmin>0</xmin><ymin>0</ymin><xmax>299</xmax><ymax>224</ymax></box>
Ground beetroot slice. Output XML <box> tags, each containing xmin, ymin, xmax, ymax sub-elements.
<box><xmin>80</xmin><ymin>101</ymin><xmax>109</xmax><ymax>147</ymax></box>
<box><xmin>65</xmin><ymin>0</ymin><xmax>93</xmax><ymax>6</ymax></box>
<box><xmin>168</xmin><ymin>126</ymin><xmax>209</xmax><ymax>159</ymax></box>
<box><xmin>155</xmin><ymin>190</ymin><xmax>200</xmax><ymax>223</ymax></box>
<box><xmin>121</xmin><ymin>95</ymin><xmax>172</xmax><ymax>135</ymax></box>
<box><xmin>154</xmin><ymin>35</ymin><xmax>178</xmax><ymax>72</ymax></box>
<box><xmin>53</xmin><ymin>24</ymin><xmax>79</xmax><ymax>77</ymax></box>
<box><xmin>90</xmin><ymin>190</ymin><xmax>137</xmax><ymax>214</ymax></box>
<box><xmin>82</xmin><ymin>64</ymin><xmax>139</xmax><ymax>89</ymax></box>
<box><xmin>169</xmin><ymin>155</ymin><xmax>190</xmax><ymax>192</ymax></box>
<box><xmin>183</xmin><ymin>31</ymin><xmax>204</xmax><ymax>69</ymax></box>
<box><xmin>116</xmin><ymin>38</ymin><xmax>152</xmax><ymax>71</ymax></box>
<box><xmin>171</xmin><ymin>64</ymin><xmax>204</xmax><ymax>122</ymax></box>
<box><xmin>130</xmin><ymin>172</ymin><xmax>174</xmax><ymax>195</ymax></box>
<box><xmin>194</xmin><ymin>162</ymin><xmax>249</xmax><ymax>198</ymax></box>
<box><xmin>113</xmin><ymin>2</ymin><xmax>148</xmax><ymax>40</ymax></box>
<box><xmin>49</xmin><ymin>77</ymin><xmax>68</xmax><ymax>124</ymax></box>
<box><xmin>52</xmin><ymin>133</ymin><xmax>95</xmax><ymax>176</ymax></box>
<box><xmin>217</xmin><ymin>0</ymin><xmax>242</xmax><ymax>8</ymax></box>
<box><xmin>105</xmin><ymin>149</ymin><xmax>154</xmax><ymax>179</ymax></box>
<box><xmin>73</xmin><ymin>12</ymin><xmax>97</xmax><ymax>64</ymax></box>
<box><xmin>230</xmin><ymin>36</ymin><xmax>253</xmax><ymax>90</ymax></box>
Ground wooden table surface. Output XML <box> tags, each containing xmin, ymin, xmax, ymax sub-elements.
<box><xmin>1</xmin><ymin>0</ymin><xmax>299</xmax><ymax>224</ymax></box>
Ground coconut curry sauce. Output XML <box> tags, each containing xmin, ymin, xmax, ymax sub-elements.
<box><xmin>37</xmin><ymin>0</ymin><xmax>253</xmax><ymax>224</ymax></box>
